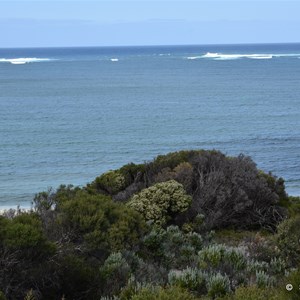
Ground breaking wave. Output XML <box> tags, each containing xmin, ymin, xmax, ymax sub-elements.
<box><xmin>200</xmin><ymin>52</ymin><xmax>300</xmax><ymax>61</ymax></box>
<box><xmin>186</xmin><ymin>56</ymin><xmax>202</xmax><ymax>60</ymax></box>
<box><xmin>0</xmin><ymin>58</ymin><xmax>53</xmax><ymax>64</ymax></box>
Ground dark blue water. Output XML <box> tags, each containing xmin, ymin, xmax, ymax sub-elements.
<box><xmin>0</xmin><ymin>44</ymin><xmax>300</xmax><ymax>208</ymax></box>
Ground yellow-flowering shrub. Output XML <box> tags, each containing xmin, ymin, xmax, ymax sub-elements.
<box><xmin>127</xmin><ymin>180</ymin><xmax>192</xmax><ymax>225</ymax></box>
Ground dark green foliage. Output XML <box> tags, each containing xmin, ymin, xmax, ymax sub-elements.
<box><xmin>1</xmin><ymin>213</ymin><xmax>55</xmax><ymax>257</ymax></box>
<box><xmin>59</xmin><ymin>191</ymin><xmax>147</xmax><ymax>253</ymax></box>
<box><xmin>119</xmin><ymin>163</ymin><xmax>146</xmax><ymax>186</ymax></box>
<box><xmin>91</xmin><ymin>170</ymin><xmax>127</xmax><ymax>195</ymax></box>
<box><xmin>258</xmin><ymin>172</ymin><xmax>288</xmax><ymax>206</ymax></box>
<box><xmin>227</xmin><ymin>285</ymin><xmax>282</xmax><ymax>300</ymax></box>
<box><xmin>153</xmin><ymin>162</ymin><xmax>194</xmax><ymax>194</ymax></box>
<box><xmin>287</xmin><ymin>196</ymin><xmax>300</xmax><ymax>216</ymax></box>
<box><xmin>281</xmin><ymin>269</ymin><xmax>300</xmax><ymax>300</ymax></box>
<box><xmin>140</xmin><ymin>226</ymin><xmax>202</xmax><ymax>269</ymax></box>
<box><xmin>275</xmin><ymin>216</ymin><xmax>300</xmax><ymax>266</ymax></box>
<box><xmin>100</xmin><ymin>252</ymin><xmax>131</xmax><ymax>296</ymax></box>
<box><xmin>58</xmin><ymin>255</ymin><xmax>101</xmax><ymax>300</ymax></box>
<box><xmin>0</xmin><ymin>291</ymin><xmax>6</xmax><ymax>300</ymax></box>
<box><xmin>131</xmin><ymin>286</ymin><xmax>199</xmax><ymax>300</ymax></box>
<box><xmin>189</xmin><ymin>152</ymin><xmax>286</xmax><ymax>231</ymax></box>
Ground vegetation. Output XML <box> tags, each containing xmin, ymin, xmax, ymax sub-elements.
<box><xmin>0</xmin><ymin>150</ymin><xmax>299</xmax><ymax>299</ymax></box>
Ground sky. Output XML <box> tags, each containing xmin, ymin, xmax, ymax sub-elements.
<box><xmin>0</xmin><ymin>0</ymin><xmax>299</xmax><ymax>47</ymax></box>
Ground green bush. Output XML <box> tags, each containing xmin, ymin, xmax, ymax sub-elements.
<box><xmin>287</xmin><ymin>196</ymin><xmax>300</xmax><ymax>216</ymax></box>
<box><xmin>168</xmin><ymin>268</ymin><xmax>206</xmax><ymax>293</ymax></box>
<box><xmin>198</xmin><ymin>244</ymin><xmax>226</xmax><ymax>268</ymax></box>
<box><xmin>119</xmin><ymin>163</ymin><xmax>145</xmax><ymax>185</ymax></box>
<box><xmin>141</xmin><ymin>226</ymin><xmax>202</xmax><ymax>268</ymax></box>
<box><xmin>228</xmin><ymin>285</ymin><xmax>283</xmax><ymax>300</ymax></box>
<box><xmin>280</xmin><ymin>268</ymin><xmax>300</xmax><ymax>300</ymax></box>
<box><xmin>100</xmin><ymin>252</ymin><xmax>131</xmax><ymax>296</ymax></box>
<box><xmin>131</xmin><ymin>286</ymin><xmax>199</xmax><ymax>300</ymax></box>
<box><xmin>269</xmin><ymin>257</ymin><xmax>286</xmax><ymax>275</ymax></box>
<box><xmin>0</xmin><ymin>291</ymin><xmax>6</xmax><ymax>300</ymax></box>
<box><xmin>1</xmin><ymin>213</ymin><xmax>55</xmax><ymax>257</ymax></box>
<box><xmin>93</xmin><ymin>170</ymin><xmax>126</xmax><ymax>195</ymax></box>
<box><xmin>255</xmin><ymin>270</ymin><xmax>274</xmax><ymax>288</ymax></box>
<box><xmin>58</xmin><ymin>254</ymin><xmax>100</xmax><ymax>299</ymax></box>
<box><xmin>59</xmin><ymin>192</ymin><xmax>147</xmax><ymax>252</ymax></box>
<box><xmin>128</xmin><ymin>180</ymin><xmax>192</xmax><ymax>226</ymax></box>
<box><xmin>206</xmin><ymin>272</ymin><xmax>231</xmax><ymax>298</ymax></box>
<box><xmin>275</xmin><ymin>216</ymin><xmax>300</xmax><ymax>266</ymax></box>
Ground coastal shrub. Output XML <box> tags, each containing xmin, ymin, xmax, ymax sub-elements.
<box><xmin>93</xmin><ymin>170</ymin><xmax>126</xmax><ymax>195</ymax></box>
<box><xmin>228</xmin><ymin>285</ymin><xmax>282</xmax><ymax>300</ymax></box>
<box><xmin>206</xmin><ymin>272</ymin><xmax>231</xmax><ymax>298</ymax></box>
<box><xmin>198</xmin><ymin>244</ymin><xmax>226</xmax><ymax>268</ymax></box>
<box><xmin>59</xmin><ymin>192</ymin><xmax>147</xmax><ymax>253</ymax></box>
<box><xmin>275</xmin><ymin>216</ymin><xmax>300</xmax><ymax>266</ymax></box>
<box><xmin>168</xmin><ymin>268</ymin><xmax>206</xmax><ymax>293</ymax></box>
<box><xmin>1</xmin><ymin>213</ymin><xmax>55</xmax><ymax>258</ymax></box>
<box><xmin>127</xmin><ymin>180</ymin><xmax>192</xmax><ymax>226</ymax></box>
<box><xmin>287</xmin><ymin>196</ymin><xmax>300</xmax><ymax>216</ymax></box>
<box><xmin>190</xmin><ymin>152</ymin><xmax>286</xmax><ymax>231</ymax></box>
<box><xmin>141</xmin><ymin>226</ymin><xmax>202</xmax><ymax>268</ymax></box>
<box><xmin>122</xmin><ymin>252</ymin><xmax>167</xmax><ymax>287</ymax></box>
<box><xmin>269</xmin><ymin>257</ymin><xmax>286</xmax><ymax>275</ymax></box>
<box><xmin>223</xmin><ymin>247</ymin><xmax>247</xmax><ymax>271</ymax></box>
<box><xmin>33</xmin><ymin>188</ymin><xmax>56</xmax><ymax>212</ymax></box>
<box><xmin>255</xmin><ymin>270</ymin><xmax>274</xmax><ymax>288</ymax></box>
<box><xmin>54</xmin><ymin>184</ymin><xmax>82</xmax><ymax>201</ymax></box>
<box><xmin>153</xmin><ymin>162</ymin><xmax>194</xmax><ymax>193</ymax></box>
<box><xmin>245</xmin><ymin>233</ymin><xmax>279</xmax><ymax>262</ymax></box>
<box><xmin>119</xmin><ymin>275</ymin><xmax>159</xmax><ymax>300</ymax></box>
<box><xmin>281</xmin><ymin>268</ymin><xmax>300</xmax><ymax>300</ymax></box>
<box><xmin>258</xmin><ymin>172</ymin><xmax>288</xmax><ymax>205</ymax></box>
<box><xmin>100</xmin><ymin>252</ymin><xmax>131</xmax><ymax>296</ymax></box>
<box><xmin>147</xmin><ymin>151</ymin><xmax>191</xmax><ymax>175</ymax></box>
<box><xmin>119</xmin><ymin>163</ymin><xmax>145</xmax><ymax>186</ymax></box>
<box><xmin>58</xmin><ymin>254</ymin><xmax>100</xmax><ymax>299</ymax></box>
<box><xmin>131</xmin><ymin>286</ymin><xmax>199</xmax><ymax>300</ymax></box>
<box><xmin>246</xmin><ymin>260</ymin><xmax>268</xmax><ymax>273</ymax></box>
<box><xmin>24</xmin><ymin>289</ymin><xmax>37</xmax><ymax>300</ymax></box>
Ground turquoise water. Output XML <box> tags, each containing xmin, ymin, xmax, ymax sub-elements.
<box><xmin>0</xmin><ymin>44</ymin><xmax>300</xmax><ymax>208</ymax></box>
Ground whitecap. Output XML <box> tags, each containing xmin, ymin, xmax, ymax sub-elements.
<box><xmin>186</xmin><ymin>56</ymin><xmax>201</xmax><ymax>60</ymax></box>
<box><xmin>0</xmin><ymin>57</ymin><xmax>53</xmax><ymax>64</ymax></box>
<box><xmin>110</xmin><ymin>58</ymin><xmax>119</xmax><ymax>62</ymax></box>
<box><xmin>201</xmin><ymin>52</ymin><xmax>300</xmax><ymax>61</ymax></box>
<box><xmin>248</xmin><ymin>55</ymin><xmax>273</xmax><ymax>59</ymax></box>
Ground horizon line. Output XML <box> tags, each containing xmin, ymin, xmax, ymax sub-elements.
<box><xmin>1</xmin><ymin>41</ymin><xmax>300</xmax><ymax>50</ymax></box>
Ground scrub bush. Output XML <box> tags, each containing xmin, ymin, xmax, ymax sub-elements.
<box><xmin>206</xmin><ymin>272</ymin><xmax>231</xmax><ymax>298</ymax></box>
<box><xmin>168</xmin><ymin>267</ymin><xmax>206</xmax><ymax>293</ymax></box>
<box><xmin>59</xmin><ymin>192</ymin><xmax>147</xmax><ymax>253</ymax></box>
<box><xmin>131</xmin><ymin>286</ymin><xmax>199</xmax><ymax>300</ymax></box>
<box><xmin>93</xmin><ymin>170</ymin><xmax>126</xmax><ymax>195</ymax></box>
<box><xmin>100</xmin><ymin>252</ymin><xmax>131</xmax><ymax>296</ymax></box>
<box><xmin>275</xmin><ymin>216</ymin><xmax>300</xmax><ymax>266</ymax></box>
<box><xmin>127</xmin><ymin>180</ymin><xmax>192</xmax><ymax>226</ymax></box>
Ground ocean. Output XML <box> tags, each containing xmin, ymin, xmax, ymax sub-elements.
<box><xmin>0</xmin><ymin>43</ymin><xmax>299</xmax><ymax>208</ymax></box>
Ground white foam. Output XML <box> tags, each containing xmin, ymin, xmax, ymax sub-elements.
<box><xmin>187</xmin><ymin>56</ymin><xmax>201</xmax><ymax>60</ymax></box>
<box><xmin>201</xmin><ymin>52</ymin><xmax>300</xmax><ymax>61</ymax></box>
<box><xmin>110</xmin><ymin>58</ymin><xmax>119</xmax><ymax>62</ymax></box>
<box><xmin>0</xmin><ymin>57</ymin><xmax>52</xmax><ymax>64</ymax></box>
<box><xmin>248</xmin><ymin>55</ymin><xmax>273</xmax><ymax>59</ymax></box>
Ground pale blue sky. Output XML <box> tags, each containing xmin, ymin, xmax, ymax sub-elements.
<box><xmin>0</xmin><ymin>1</ymin><xmax>299</xmax><ymax>47</ymax></box>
